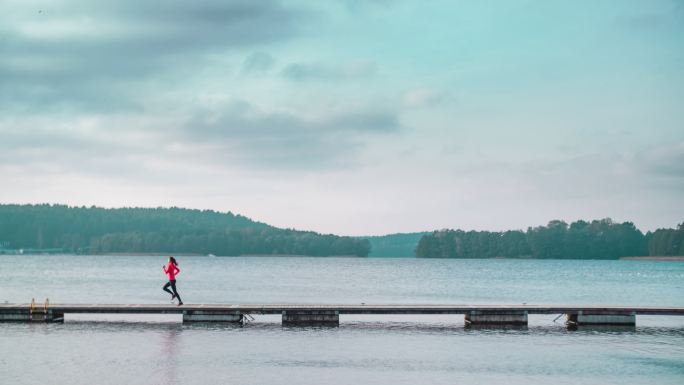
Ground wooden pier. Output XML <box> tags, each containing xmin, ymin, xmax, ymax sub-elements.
<box><xmin>1</xmin><ymin>303</ymin><xmax>683</xmax><ymax>326</ymax></box>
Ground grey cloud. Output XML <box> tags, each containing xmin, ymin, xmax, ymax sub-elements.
<box><xmin>0</xmin><ymin>117</ymin><xmax>202</xmax><ymax>184</ymax></box>
<box><xmin>282</xmin><ymin>63</ymin><xmax>333</xmax><ymax>80</ymax></box>
<box><xmin>616</xmin><ymin>3</ymin><xmax>684</xmax><ymax>30</ymax></box>
<box><xmin>1</xmin><ymin>0</ymin><xmax>304</xmax><ymax>113</ymax></box>
<box><xmin>533</xmin><ymin>143</ymin><xmax>684</xmax><ymax>196</ymax></box>
<box><xmin>242</xmin><ymin>52</ymin><xmax>276</xmax><ymax>74</ymax></box>
<box><xmin>0</xmin><ymin>99</ymin><xmax>402</xmax><ymax>174</ymax></box>
<box><xmin>636</xmin><ymin>142</ymin><xmax>684</xmax><ymax>178</ymax></box>
<box><xmin>281</xmin><ymin>60</ymin><xmax>377</xmax><ymax>81</ymax></box>
<box><xmin>0</xmin><ymin>120</ymin><xmax>140</xmax><ymax>172</ymax></box>
<box><xmin>179</xmin><ymin>101</ymin><xmax>400</xmax><ymax>169</ymax></box>
<box><xmin>331</xmin><ymin>111</ymin><xmax>398</xmax><ymax>132</ymax></box>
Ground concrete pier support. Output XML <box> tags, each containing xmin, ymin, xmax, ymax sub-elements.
<box><xmin>465</xmin><ymin>310</ymin><xmax>528</xmax><ymax>326</ymax></box>
<box><xmin>566</xmin><ymin>311</ymin><xmax>636</xmax><ymax>327</ymax></box>
<box><xmin>282</xmin><ymin>310</ymin><xmax>339</xmax><ymax>326</ymax></box>
<box><xmin>0</xmin><ymin>310</ymin><xmax>62</xmax><ymax>322</ymax></box>
<box><xmin>0</xmin><ymin>310</ymin><xmax>30</xmax><ymax>322</ymax></box>
<box><xmin>183</xmin><ymin>310</ymin><xmax>243</xmax><ymax>323</ymax></box>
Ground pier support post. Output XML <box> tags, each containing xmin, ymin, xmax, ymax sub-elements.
<box><xmin>566</xmin><ymin>311</ymin><xmax>636</xmax><ymax>327</ymax></box>
<box><xmin>465</xmin><ymin>310</ymin><xmax>528</xmax><ymax>326</ymax></box>
<box><xmin>182</xmin><ymin>310</ymin><xmax>243</xmax><ymax>323</ymax></box>
<box><xmin>282</xmin><ymin>310</ymin><xmax>339</xmax><ymax>326</ymax></box>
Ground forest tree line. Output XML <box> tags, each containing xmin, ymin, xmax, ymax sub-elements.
<box><xmin>365</xmin><ymin>232</ymin><xmax>429</xmax><ymax>257</ymax></box>
<box><xmin>416</xmin><ymin>219</ymin><xmax>684</xmax><ymax>259</ymax></box>
<box><xmin>0</xmin><ymin>204</ymin><xmax>371</xmax><ymax>257</ymax></box>
<box><xmin>2</xmin><ymin>205</ymin><xmax>681</xmax><ymax>259</ymax></box>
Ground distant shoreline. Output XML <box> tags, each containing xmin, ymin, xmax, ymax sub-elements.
<box><xmin>3</xmin><ymin>252</ymin><xmax>684</xmax><ymax>260</ymax></box>
<box><xmin>99</xmin><ymin>253</ymin><xmax>362</xmax><ymax>258</ymax></box>
<box><xmin>99</xmin><ymin>252</ymin><xmax>205</xmax><ymax>257</ymax></box>
<box><xmin>0</xmin><ymin>251</ymin><xmax>362</xmax><ymax>258</ymax></box>
<box><xmin>620</xmin><ymin>256</ymin><xmax>684</xmax><ymax>261</ymax></box>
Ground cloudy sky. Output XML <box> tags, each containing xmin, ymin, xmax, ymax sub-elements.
<box><xmin>1</xmin><ymin>0</ymin><xmax>683</xmax><ymax>235</ymax></box>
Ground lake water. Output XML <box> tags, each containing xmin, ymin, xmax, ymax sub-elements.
<box><xmin>1</xmin><ymin>255</ymin><xmax>683</xmax><ymax>385</ymax></box>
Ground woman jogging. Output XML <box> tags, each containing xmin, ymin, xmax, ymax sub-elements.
<box><xmin>162</xmin><ymin>257</ymin><xmax>183</xmax><ymax>306</ymax></box>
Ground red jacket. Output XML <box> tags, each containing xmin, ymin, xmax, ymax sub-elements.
<box><xmin>163</xmin><ymin>263</ymin><xmax>180</xmax><ymax>280</ymax></box>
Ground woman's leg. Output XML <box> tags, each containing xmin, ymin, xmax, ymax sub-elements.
<box><xmin>162</xmin><ymin>281</ymin><xmax>174</xmax><ymax>298</ymax></box>
<box><xmin>170</xmin><ymin>280</ymin><xmax>182</xmax><ymax>304</ymax></box>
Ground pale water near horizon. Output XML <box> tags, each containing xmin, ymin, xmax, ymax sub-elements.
<box><xmin>1</xmin><ymin>255</ymin><xmax>683</xmax><ymax>385</ymax></box>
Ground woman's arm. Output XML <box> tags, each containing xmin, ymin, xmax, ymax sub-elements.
<box><xmin>174</xmin><ymin>265</ymin><xmax>180</xmax><ymax>275</ymax></box>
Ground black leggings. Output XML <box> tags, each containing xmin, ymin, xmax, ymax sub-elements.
<box><xmin>163</xmin><ymin>280</ymin><xmax>182</xmax><ymax>303</ymax></box>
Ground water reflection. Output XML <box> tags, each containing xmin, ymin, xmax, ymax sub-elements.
<box><xmin>159</xmin><ymin>327</ymin><xmax>182</xmax><ymax>385</ymax></box>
